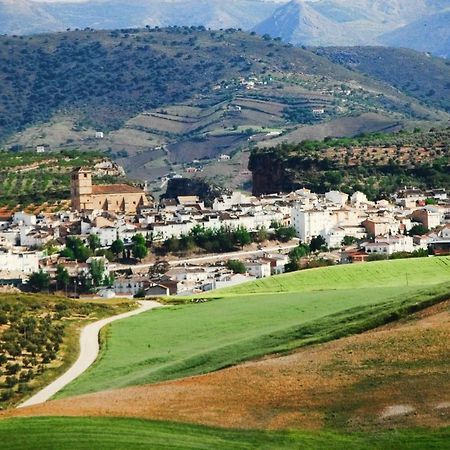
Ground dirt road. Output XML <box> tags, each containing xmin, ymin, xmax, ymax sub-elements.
<box><xmin>18</xmin><ymin>300</ymin><xmax>162</xmax><ymax>408</ymax></box>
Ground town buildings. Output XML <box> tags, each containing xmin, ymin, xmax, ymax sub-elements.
<box><xmin>0</xmin><ymin>184</ymin><xmax>449</xmax><ymax>294</ymax></box>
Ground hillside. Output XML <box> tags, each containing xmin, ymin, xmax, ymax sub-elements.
<box><xmin>0</xmin><ymin>0</ymin><xmax>282</xmax><ymax>35</ymax></box>
<box><xmin>2</xmin><ymin>28</ymin><xmax>450</xmax><ymax>189</ymax></box>
<box><xmin>313</xmin><ymin>46</ymin><xmax>450</xmax><ymax>113</ymax></box>
<box><xmin>0</xmin><ymin>294</ymin><xmax>132</xmax><ymax>409</ymax></box>
<box><xmin>0</xmin><ymin>151</ymin><xmax>129</xmax><ymax>209</ymax></box>
<box><xmin>380</xmin><ymin>9</ymin><xmax>450</xmax><ymax>58</ymax></box>
<box><xmin>1</xmin><ymin>418</ymin><xmax>449</xmax><ymax>450</ymax></box>
<box><xmin>2</xmin><ymin>1</ymin><xmax>450</xmax><ymax>58</ymax></box>
<box><xmin>7</xmin><ymin>301</ymin><xmax>449</xmax><ymax>431</ymax></box>
<box><xmin>33</xmin><ymin>257</ymin><xmax>450</xmax><ymax>398</ymax></box>
<box><xmin>250</xmin><ymin>128</ymin><xmax>450</xmax><ymax>197</ymax></box>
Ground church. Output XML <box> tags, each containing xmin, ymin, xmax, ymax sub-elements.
<box><xmin>71</xmin><ymin>168</ymin><xmax>148</xmax><ymax>213</ymax></box>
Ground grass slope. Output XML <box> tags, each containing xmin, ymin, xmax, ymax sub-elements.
<box><xmin>0</xmin><ymin>417</ymin><xmax>448</xmax><ymax>450</ymax></box>
<box><xmin>57</xmin><ymin>257</ymin><xmax>450</xmax><ymax>398</ymax></box>
<box><xmin>216</xmin><ymin>256</ymin><xmax>450</xmax><ymax>296</ymax></box>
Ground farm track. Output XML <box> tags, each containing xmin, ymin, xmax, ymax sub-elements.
<box><xmin>18</xmin><ymin>301</ymin><xmax>163</xmax><ymax>408</ymax></box>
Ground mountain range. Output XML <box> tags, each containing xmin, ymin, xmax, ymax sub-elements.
<box><xmin>0</xmin><ymin>0</ymin><xmax>449</xmax><ymax>57</ymax></box>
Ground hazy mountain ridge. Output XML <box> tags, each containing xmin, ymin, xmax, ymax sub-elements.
<box><xmin>0</xmin><ymin>0</ymin><xmax>282</xmax><ymax>35</ymax></box>
<box><xmin>0</xmin><ymin>0</ymin><xmax>449</xmax><ymax>57</ymax></box>
<box><xmin>254</xmin><ymin>0</ymin><xmax>450</xmax><ymax>54</ymax></box>
<box><xmin>380</xmin><ymin>8</ymin><xmax>450</xmax><ymax>58</ymax></box>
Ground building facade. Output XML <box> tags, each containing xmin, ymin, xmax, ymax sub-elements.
<box><xmin>71</xmin><ymin>168</ymin><xmax>148</xmax><ymax>213</ymax></box>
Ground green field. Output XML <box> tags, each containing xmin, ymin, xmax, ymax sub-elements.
<box><xmin>58</xmin><ymin>257</ymin><xmax>450</xmax><ymax>398</ymax></box>
<box><xmin>215</xmin><ymin>257</ymin><xmax>450</xmax><ymax>296</ymax></box>
<box><xmin>0</xmin><ymin>418</ymin><xmax>448</xmax><ymax>450</ymax></box>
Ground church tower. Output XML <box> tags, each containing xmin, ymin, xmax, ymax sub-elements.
<box><xmin>71</xmin><ymin>168</ymin><xmax>93</xmax><ymax>211</ymax></box>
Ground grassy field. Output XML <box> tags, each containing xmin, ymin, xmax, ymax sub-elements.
<box><xmin>56</xmin><ymin>257</ymin><xmax>450</xmax><ymax>398</ymax></box>
<box><xmin>216</xmin><ymin>257</ymin><xmax>450</xmax><ymax>296</ymax></box>
<box><xmin>0</xmin><ymin>417</ymin><xmax>448</xmax><ymax>450</ymax></box>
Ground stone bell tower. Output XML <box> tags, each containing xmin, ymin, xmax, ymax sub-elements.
<box><xmin>71</xmin><ymin>168</ymin><xmax>93</xmax><ymax>211</ymax></box>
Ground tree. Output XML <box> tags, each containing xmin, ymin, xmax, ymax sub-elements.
<box><xmin>64</xmin><ymin>236</ymin><xmax>92</xmax><ymax>262</ymax></box>
<box><xmin>89</xmin><ymin>259</ymin><xmax>105</xmax><ymax>287</ymax></box>
<box><xmin>110</xmin><ymin>239</ymin><xmax>125</xmax><ymax>259</ymax></box>
<box><xmin>408</xmin><ymin>224</ymin><xmax>429</xmax><ymax>236</ymax></box>
<box><xmin>132</xmin><ymin>233</ymin><xmax>146</xmax><ymax>246</ymax></box>
<box><xmin>341</xmin><ymin>235</ymin><xmax>357</xmax><ymax>247</ymax></box>
<box><xmin>56</xmin><ymin>265</ymin><xmax>70</xmax><ymax>292</ymax></box>
<box><xmin>286</xmin><ymin>243</ymin><xmax>310</xmax><ymax>272</ymax></box>
<box><xmin>132</xmin><ymin>243</ymin><xmax>148</xmax><ymax>261</ymax></box>
<box><xmin>28</xmin><ymin>270</ymin><xmax>50</xmax><ymax>292</ymax></box>
<box><xmin>226</xmin><ymin>259</ymin><xmax>246</xmax><ymax>274</ymax></box>
<box><xmin>164</xmin><ymin>237</ymin><xmax>179</xmax><ymax>253</ymax></box>
<box><xmin>274</xmin><ymin>225</ymin><xmax>296</xmax><ymax>242</ymax></box>
<box><xmin>310</xmin><ymin>235</ymin><xmax>327</xmax><ymax>253</ymax></box>
<box><xmin>234</xmin><ymin>226</ymin><xmax>251</xmax><ymax>249</ymax></box>
<box><xmin>88</xmin><ymin>234</ymin><xmax>101</xmax><ymax>252</ymax></box>
<box><xmin>103</xmin><ymin>273</ymin><xmax>115</xmax><ymax>287</ymax></box>
<box><xmin>254</xmin><ymin>226</ymin><xmax>268</xmax><ymax>243</ymax></box>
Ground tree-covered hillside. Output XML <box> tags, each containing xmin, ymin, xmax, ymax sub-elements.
<box><xmin>313</xmin><ymin>46</ymin><xmax>450</xmax><ymax>113</ymax></box>
<box><xmin>1</xmin><ymin>27</ymin><xmax>449</xmax><ymax>144</ymax></box>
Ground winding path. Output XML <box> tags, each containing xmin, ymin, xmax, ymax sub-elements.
<box><xmin>18</xmin><ymin>300</ymin><xmax>162</xmax><ymax>408</ymax></box>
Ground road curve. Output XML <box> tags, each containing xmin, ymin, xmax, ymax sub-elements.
<box><xmin>18</xmin><ymin>300</ymin><xmax>162</xmax><ymax>408</ymax></box>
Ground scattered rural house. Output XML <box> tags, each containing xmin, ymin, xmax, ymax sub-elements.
<box><xmin>265</xmin><ymin>253</ymin><xmax>289</xmax><ymax>275</ymax></box>
<box><xmin>244</xmin><ymin>260</ymin><xmax>271</xmax><ymax>278</ymax></box>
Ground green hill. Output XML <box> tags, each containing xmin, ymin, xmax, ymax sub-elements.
<box><xmin>0</xmin><ymin>417</ymin><xmax>448</xmax><ymax>450</ymax></box>
<box><xmin>56</xmin><ymin>257</ymin><xmax>450</xmax><ymax>398</ymax></box>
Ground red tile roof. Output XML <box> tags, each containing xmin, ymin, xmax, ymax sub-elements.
<box><xmin>92</xmin><ymin>184</ymin><xmax>144</xmax><ymax>195</ymax></box>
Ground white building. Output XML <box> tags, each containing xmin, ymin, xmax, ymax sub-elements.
<box><xmin>362</xmin><ymin>235</ymin><xmax>414</xmax><ymax>256</ymax></box>
<box><xmin>13</xmin><ymin>212</ymin><xmax>37</xmax><ymax>226</ymax></box>
<box><xmin>292</xmin><ymin>207</ymin><xmax>336</xmax><ymax>243</ymax></box>
<box><xmin>351</xmin><ymin>191</ymin><xmax>368</xmax><ymax>205</ymax></box>
<box><xmin>325</xmin><ymin>191</ymin><xmax>349</xmax><ymax>207</ymax></box>
<box><xmin>0</xmin><ymin>248</ymin><xmax>40</xmax><ymax>276</ymax></box>
<box><xmin>244</xmin><ymin>260</ymin><xmax>271</xmax><ymax>278</ymax></box>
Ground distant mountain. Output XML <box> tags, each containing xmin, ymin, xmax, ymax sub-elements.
<box><xmin>253</xmin><ymin>0</ymin><xmax>450</xmax><ymax>54</ymax></box>
<box><xmin>380</xmin><ymin>9</ymin><xmax>450</xmax><ymax>58</ymax></box>
<box><xmin>0</xmin><ymin>0</ymin><xmax>282</xmax><ymax>35</ymax></box>
<box><xmin>0</xmin><ymin>0</ymin><xmax>59</xmax><ymax>35</ymax></box>
<box><xmin>253</xmin><ymin>0</ymin><xmax>343</xmax><ymax>46</ymax></box>
<box><xmin>1</xmin><ymin>0</ymin><xmax>449</xmax><ymax>55</ymax></box>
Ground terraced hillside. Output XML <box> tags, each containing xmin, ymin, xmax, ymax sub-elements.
<box><xmin>2</xmin><ymin>28</ymin><xmax>450</xmax><ymax>188</ymax></box>
<box><xmin>38</xmin><ymin>257</ymin><xmax>450</xmax><ymax>398</ymax></box>
<box><xmin>250</xmin><ymin>128</ymin><xmax>450</xmax><ymax>197</ymax></box>
<box><xmin>0</xmin><ymin>151</ymin><xmax>128</xmax><ymax>208</ymax></box>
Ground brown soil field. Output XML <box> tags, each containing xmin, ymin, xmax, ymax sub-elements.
<box><xmin>4</xmin><ymin>302</ymin><xmax>450</xmax><ymax>431</ymax></box>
